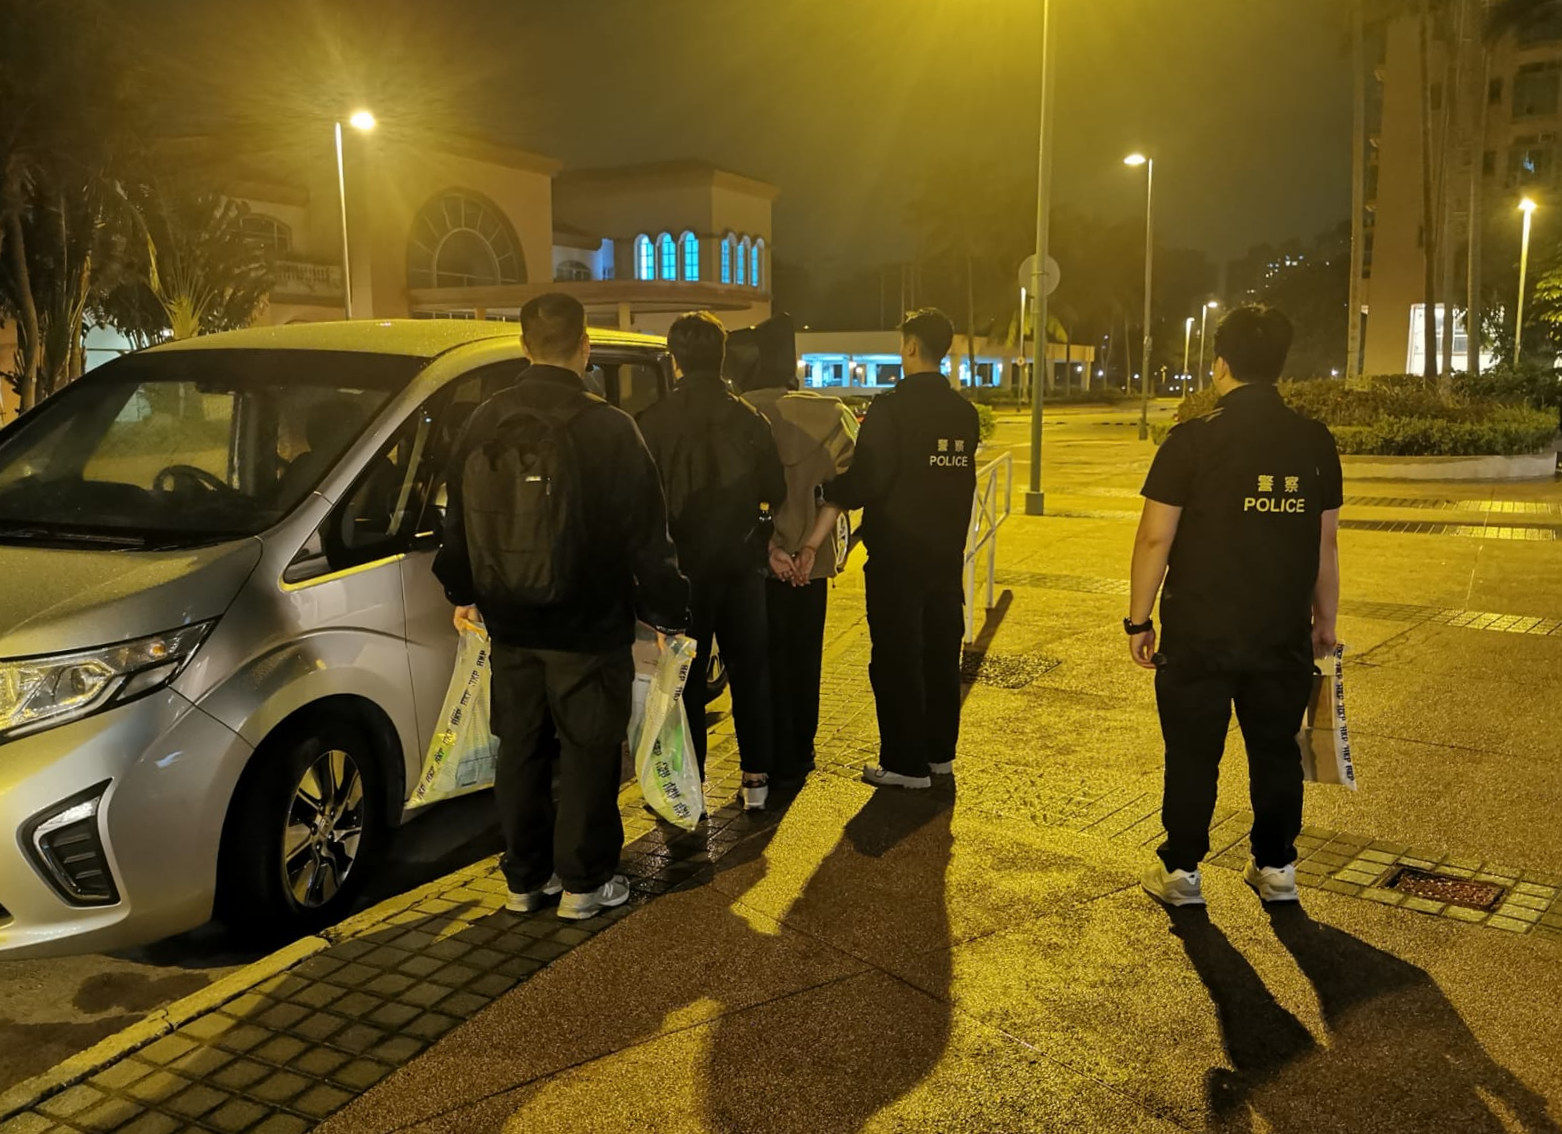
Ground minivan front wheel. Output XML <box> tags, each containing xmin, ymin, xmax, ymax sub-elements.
<box><xmin>219</xmin><ymin>717</ymin><xmax>387</xmax><ymax>939</ymax></box>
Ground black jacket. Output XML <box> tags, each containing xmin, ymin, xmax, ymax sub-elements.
<box><xmin>434</xmin><ymin>365</ymin><xmax>689</xmax><ymax>651</ymax></box>
<box><xmin>823</xmin><ymin>371</ymin><xmax>980</xmax><ymax>574</ymax></box>
<box><xmin>636</xmin><ymin>370</ymin><xmax>787</xmax><ymax>579</ymax></box>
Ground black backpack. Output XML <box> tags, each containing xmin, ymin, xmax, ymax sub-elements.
<box><xmin>462</xmin><ymin>392</ymin><xmax>595</xmax><ymax>607</ymax></box>
<box><xmin>662</xmin><ymin>400</ymin><xmax>768</xmax><ymax>577</ymax></box>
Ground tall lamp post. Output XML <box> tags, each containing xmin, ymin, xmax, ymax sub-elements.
<box><xmin>1125</xmin><ymin>153</ymin><xmax>1154</xmax><ymax>440</ymax></box>
<box><xmin>1196</xmin><ymin>300</ymin><xmax>1218</xmax><ymax>392</ymax></box>
<box><xmin>335</xmin><ymin>109</ymin><xmax>377</xmax><ymax>319</ymax></box>
<box><xmin>1025</xmin><ymin>0</ymin><xmax>1055</xmax><ymax>516</ymax></box>
<box><xmin>1515</xmin><ymin>197</ymin><xmax>1538</xmax><ymax>368</ymax></box>
<box><xmin>1181</xmin><ymin>316</ymin><xmax>1194</xmax><ymax>387</ymax></box>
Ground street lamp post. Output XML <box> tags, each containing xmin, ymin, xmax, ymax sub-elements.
<box><xmin>1025</xmin><ymin>0</ymin><xmax>1054</xmax><ymax>516</ymax></box>
<box><xmin>1125</xmin><ymin>153</ymin><xmax>1154</xmax><ymax>440</ymax></box>
<box><xmin>1516</xmin><ymin>197</ymin><xmax>1538</xmax><ymax>368</ymax></box>
<box><xmin>1197</xmin><ymin>300</ymin><xmax>1218</xmax><ymax>392</ymax></box>
<box><xmin>1182</xmin><ymin>316</ymin><xmax>1194</xmax><ymax>388</ymax></box>
<box><xmin>335</xmin><ymin>110</ymin><xmax>376</xmax><ymax>319</ymax></box>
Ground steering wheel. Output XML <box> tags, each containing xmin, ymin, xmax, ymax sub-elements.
<box><xmin>153</xmin><ymin>464</ymin><xmax>232</xmax><ymax>497</ymax></box>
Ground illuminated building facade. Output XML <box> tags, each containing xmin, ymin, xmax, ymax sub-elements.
<box><xmin>1359</xmin><ymin>7</ymin><xmax>1560</xmax><ymax>375</ymax></box>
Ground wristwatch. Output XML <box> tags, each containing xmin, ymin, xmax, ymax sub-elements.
<box><xmin>1123</xmin><ymin>617</ymin><xmax>1154</xmax><ymax>635</ymax></box>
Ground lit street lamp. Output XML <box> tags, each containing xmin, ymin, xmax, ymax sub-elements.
<box><xmin>1182</xmin><ymin>316</ymin><xmax>1194</xmax><ymax>388</ymax></box>
<box><xmin>1125</xmin><ymin>153</ymin><xmax>1154</xmax><ymax>439</ymax></box>
<box><xmin>335</xmin><ymin>110</ymin><xmax>376</xmax><ymax>319</ymax></box>
<box><xmin>1197</xmin><ymin>300</ymin><xmax>1218</xmax><ymax>392</ymax></box>
<box><xmin>1516</xmin><ymin>197</ymin><xmax>1538</xmax><ymax>368</ymax></box>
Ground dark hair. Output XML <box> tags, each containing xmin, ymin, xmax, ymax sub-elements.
<box><xmin>900</xmin><ymin>307</ymin><xmax>954</xmax><ymax>362</ymax></box>
<box><xmin>724</xmin><ymin>328</ymin><xmax>763</xmax><ymax>391</ymax></box>
<box><xmin>520</xmin><ymin>292</ymin><xmax>586</xmax><ymax>363</ymax></box>
<box><xmin>668</xmin><ymin>310</ymin><xmax>727</xmax><ymax>374</ymax></box>
<box><xmin>1213</xmin><ymin>304</ymin><xmax>1293</xmax><ymax>384</ymax></box>
<box><xmin>728</xmin><ymin>313</ymin><xmax>798</xmax><ymax>392</ymax></box>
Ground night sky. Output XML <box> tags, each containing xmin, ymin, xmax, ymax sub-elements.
<box><xmin>484</xmin><ymin>0</ymin><xmax>1355</xmax><ymax>276</ymax></box>
<box><xmin>149</xmin><ymin>0</ymin><xmax>1355</xmax><ymax>291</ymax></box>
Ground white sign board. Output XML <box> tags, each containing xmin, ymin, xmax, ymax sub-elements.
<box><xmin>1019</xmin><ymin>254</ymin><xmax>1061</xmax><ymax>297</ymax></box>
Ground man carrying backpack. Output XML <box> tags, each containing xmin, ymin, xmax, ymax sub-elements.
<box><xmin>435</xmin><ymin>292</ymin><xmax>688</xmax><ymax>920</ymax></box>
<box><xmin>638</xmin><ymin>311</ymin><xmax>787</xmax><ymax>811</ymax></box>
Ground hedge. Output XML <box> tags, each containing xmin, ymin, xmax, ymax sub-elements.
<box><xmin>1167</xmin><ymin>378</ymin><xmax>1558</xmax><ymax>457</ymax></box>
<box><xmin>1329</xmin><ymin>411</ymin><xmax>1557</xmax><ymax>456</ymax></box>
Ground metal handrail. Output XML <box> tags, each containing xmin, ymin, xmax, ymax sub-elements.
<box><xmin>964</xmin><ymin>451</ymin><xmax>1014</xmax><ymax>643</ymax></box>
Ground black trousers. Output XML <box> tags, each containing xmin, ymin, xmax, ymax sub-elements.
<box><xmin>864</xmin><ymin>558</ymin><xmax>965</xmax><ymax>778</ymax></box>
<box><xmin>765</xmin><ymin>577</ymin><xmax>829</xmax><ymax>781</ymax></box>
<box><xmin>1154</xmin><ymin>661</ymin><xmax>1313</xmax><ymax>874</ymax></box>
<box><xmin>683</xmin><ymin>570</ymin><xmax>773</xmax><ymax>777</ymax></box>
<box><xmin>489</xmin><ymin>643</ymin><xmax>633</xmax><ymax>894</ymax></box>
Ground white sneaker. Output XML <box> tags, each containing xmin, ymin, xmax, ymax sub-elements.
<box><xmin>929</xmin><ymin>761</ymin><xmax>954</xmax><ymax>775</ymax></box>
<box><xmin>557</xmin><ymin>876</ymin><xmax>631</xmax><ymax>920</ymax></box>
<box><xmin>1141</xmin><ymin>862</ymin><xmax>1206</xmax><ymax>907</ymax></box>
<box><xmin>862</xmin><ymin>764</ymin><xmax>932</xmax><ymax>790</ymax></box>
<box><xmin>505</xmin><ymin>874</ymin><xmax>563</xmax><ymax>913</ymax></box>
<box><xmin>1244</xmin><ymin>860</ymin><xmax>1300</xmax><ymax>903</ymax></box>
<box><xmin>741</xmin><ymin>777</ymin><xmax>769</xmax><ymax>812</ymax></box>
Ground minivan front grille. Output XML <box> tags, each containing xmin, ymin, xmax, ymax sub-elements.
<box><xmin>22</xmin><ymin>781</ymin><xmax>119</xmax><ymax>906</ymax></box>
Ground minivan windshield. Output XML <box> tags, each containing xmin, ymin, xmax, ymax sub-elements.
<box><xmin>0</xmin><ymin>349</ymin><xmax>424</xmax><ymax>549</ymax></box>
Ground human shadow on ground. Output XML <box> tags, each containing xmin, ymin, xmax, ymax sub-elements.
<box><xmin>1168</xmin><ymin>904</ymin><xmax>1560</xmax><ymax>1133</ymax></box>
<box><xmin>702</xmin><ymin>785</ymin><xmax>955</xmax><ymax>1133</ymax></box>
<box><xmin>316</xmin><ymin>781</ymin><xmax>954</xmax><ymax>1133</ymax></box>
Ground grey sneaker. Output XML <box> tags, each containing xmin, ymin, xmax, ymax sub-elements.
<box><xmin>929</xmin><ymin>760</ymin><xmax>955</xmax><ymax>776</ymax></box>
<box><xmin>1141</xmin><ymin>861</ymin><xmax>1206</xmax><ymax>907</ymax></box>
<box><xmin>1244</xmin><ymin>860</ymin><xmax>1300</xmax><ymax>903</ymax></box>
<box><xmin>557</xmin><ymin>876</ymin><xmax>631</xmax><ymax>920</ymax></box>
<box><xmin>505</xmin><ymin>874</ymin><xmax>563</xmax><ymax>913</ymax></box>
<box><xmin>863</xmin><ymin>764</ymin><xmax>932</xmax><ymax>790</ymax></box>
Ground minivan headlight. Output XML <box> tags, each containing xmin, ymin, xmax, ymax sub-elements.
<box><xmin>0</xmin><ymin>622</ymin><xmax>215</xmax><ymax>742</ymax></box>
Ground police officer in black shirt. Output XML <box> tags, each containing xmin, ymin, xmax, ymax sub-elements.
<box><xmin>797</xmin><ymin>309</ymin><xmax>980</xmax><ymax>789</ymax></box>
<box><xmin>1129</xmin><ymin>304</ymin><xmax>1342</xmax><ymax>908</ymax></box>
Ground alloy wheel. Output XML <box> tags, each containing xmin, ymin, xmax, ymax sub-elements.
<box><xmin>282</xmin><ymin>748</ymin><xmax>366</xmax><ymax>909</ymax></box>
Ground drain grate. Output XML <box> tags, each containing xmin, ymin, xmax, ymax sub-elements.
<box><xmin>961</xmin><ymin>650</ymin><xmax>1061</xmax><ymax>689</ymax></box>
<box><xmin>1385</xmin><ymin>867</ymin><xmax>1507</xmax><ymax>911</ymax></box>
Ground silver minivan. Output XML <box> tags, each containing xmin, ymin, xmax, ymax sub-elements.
<box><xmin>0</xmin><ymin>319</ymin><xmax>674</xmax><ymax>958</ymax></box>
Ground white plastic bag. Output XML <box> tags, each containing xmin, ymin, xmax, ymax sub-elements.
<box><xmin>631</xmin><ymin>634</ymin><xmax>702</xmax><ymax>829</ymax></box>
<box><xmin>1299</xmin><ymin>644</ymin><xmax>1356</xmax><ymax>790</ymax></box>
<box><xmin>409</xmin><ymin>627</ymin><xmax>499</xmax><ymax>807</ymax></box>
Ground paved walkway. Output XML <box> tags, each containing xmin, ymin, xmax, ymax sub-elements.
<box><xmin>5</xmin><ymin>414</ymin><xmax>1561</xmax><ymax>1132</ymax></box>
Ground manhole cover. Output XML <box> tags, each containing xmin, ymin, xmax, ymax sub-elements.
<box><xmin>1385</xmin><ymin>867</ymin><xmax>1506</xmax><ymax>911</ymax></box>
<box><xmin>960</xmin><ymin>650</ymin><xmax>1061</xmax><ymax>689</ymax></box>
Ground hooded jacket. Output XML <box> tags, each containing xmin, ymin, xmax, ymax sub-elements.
<box><xmin>742</xmin><ymin>385</ymin><xmax>858</xmax><ymax>579</ymax></box>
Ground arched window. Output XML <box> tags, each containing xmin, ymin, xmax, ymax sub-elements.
<box><xmin>720</xmin><ymin>236</ymin><xmax>733</xmax><ymax>284</ymax></box>
<box><xmin>681</xmin><ymin>231</ymin><xmax>699</xmax><ymax>281</ymax></box>
<box><xmin>735</xmin><ymin>236</ymin><xmax>750</xmax><ymax>286</ymax></box>
<box><xmin>752</xmin><ymin>239</ymin><xmax>765</xmax><ymax>289</ymax></box>
<box><xmin>556</xmin><ymin>259</ymin><xmax>593</xmax><ymax>282</ymax></box>
<box><xmin>240</xmin><ymin>213</ymin><xmax>292</xmax><ymax>253</ymax></box>
<box><xmin>634</xmin><ymin>234</ymin><xmax>655</xmax><ymax>281</ymax></box>
<box><xmin>658</xmin><ymin>233</ymin><xmax>677</xmax><ymax>281</ymax></box>
<box><xmin>407</xmin><ymin>190</ymin><xmax>525</xmax><ymax>289</ymax></box>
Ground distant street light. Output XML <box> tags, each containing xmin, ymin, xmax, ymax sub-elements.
<box><xmin>336</xmin><ymin>110</ymin><xmax>377</xmax><ymax>319</ymax></box>
<box><xmin>1182</xmin><ymin>316</ymin><xmax>1194</xmax><ymax>386</ymax></box>
<box><xmin>1197</xmin><ymin>300</ymin><xmax>1218</xmax><ymax>392</ymax></box>
<box><xmin>1516</xmin><ymin>197</ymin><xmax>1538</xmax><ymax>368</ymax></box>
<box><xmin>1125</xmin><ymin>153</ymin><xmax>1154</xmax><ymax>439</ymax></box>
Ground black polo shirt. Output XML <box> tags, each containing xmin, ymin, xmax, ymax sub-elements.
<box><xmin>822</xmin><ymin>371</ymin><xmax>980</xmax><ymax>575</ymax></box>
<box><xmin>1142</xmin><ymin>383</ymin><xmax>1343</xmax><ymax>670</ymax></box>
